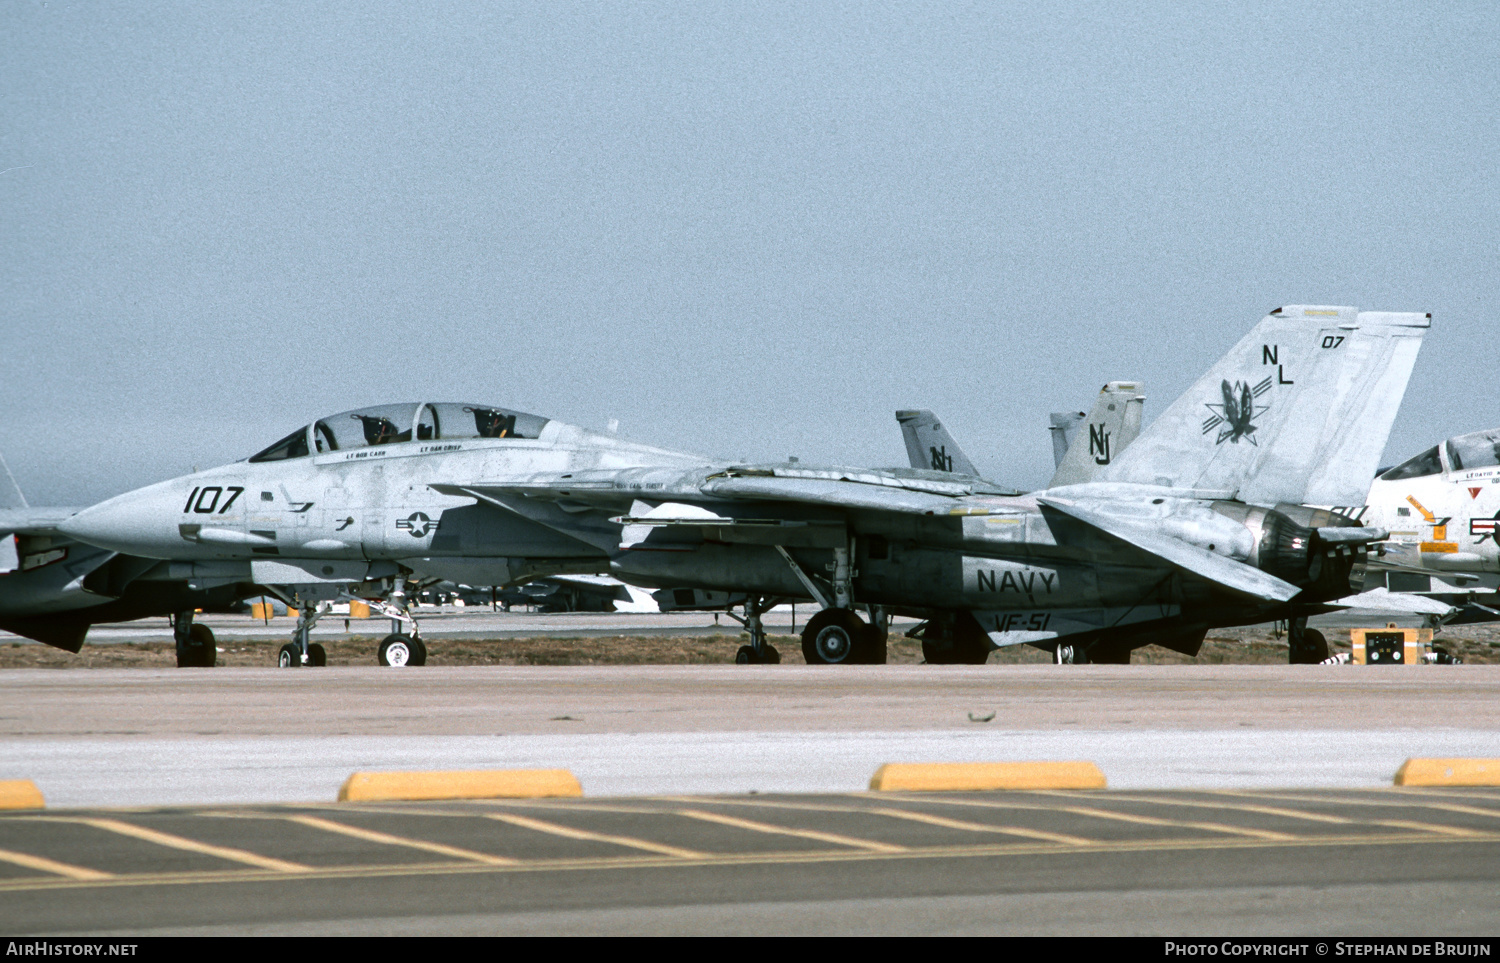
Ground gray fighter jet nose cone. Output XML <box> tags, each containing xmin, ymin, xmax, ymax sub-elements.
<box><xmin>58</xmin><ymin>483</ymin><xmax>191</xmax><ymax>557</ymax></box>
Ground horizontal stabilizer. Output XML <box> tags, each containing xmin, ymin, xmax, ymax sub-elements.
<box><xmin>1037</xmin><ymin>495</ymin><xmax>1300</xmax><ymax>601</ymax></box>
<box><xmin>1327</xmin><ymin>587</ymin><xmax>1455</xmax><ymax>618</ymax></box>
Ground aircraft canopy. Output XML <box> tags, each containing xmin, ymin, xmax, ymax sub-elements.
<box><xmin>248</xmin><ymin>403</ymin><xmax>550</xmax><ymax>463</ymax></box>
<box><xmin>1446</xmin><ymin>429</ymin><xmax>1500</xmax><ymax>472</ymax></box>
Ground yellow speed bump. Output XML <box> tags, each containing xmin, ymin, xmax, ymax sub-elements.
<box><xmin>869</xmin><ymin>761</ymin><xmax>1106</xmax><ymax>793</ymax></box>
<box><xmin>1394</xmin><ymin>758</ymin><xmax>1500</xmax><ymax>787</ymax></box>
<box><xmin>0</xmin><ymin>781</ymin><xmax>45</xmax><ymax>810</ymax></box>
<box><xmin>339</xmin><ymin>769</ymin><xmax>583</xmax><ymax>802</ymax></box>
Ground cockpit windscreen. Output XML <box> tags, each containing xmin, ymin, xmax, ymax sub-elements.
<box><xmin>1379</xmin><ymin>445</ymin><xmax>1443</xmax><ymax>481</ymax></box>
<box><xmin>248</xmin><ymin>403</ymin><xmax>549</xmax><ymax>462</ymax></box>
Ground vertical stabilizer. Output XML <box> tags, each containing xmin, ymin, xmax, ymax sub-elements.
<box><xmin>1048</xmin><ymin>412</ymin><xmax>1086</xmax><ymax>468</ymax></box>
<box><xmin>1048</xmin><ymin>382</ymin><xmax>1146</xmax><ymax>488</ymax></box>
<box><xmin>1101</xmin><ymin>306</ymin><xmax>1429</xmax><ymax>506</ymax></box>
<box><xmin>895</xmin><ymin>410</ymin><xmax>979</xmax><ymax>475</ymax></box>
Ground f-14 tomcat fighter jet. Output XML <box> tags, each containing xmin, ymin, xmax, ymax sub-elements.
<box><xmin>57</xmin><ymin>403</ymin><xmax>706</xmax><ymax>666</ymax></box>
<box><xmin>1349</xmin><ymin>428</ymin><xmax>1500</xmax><ymax>622</ymax></box>
<box><xmin>444</xmin><ymin>306</ymin><xmax>1430</xmax><ymax>665</ymax></box>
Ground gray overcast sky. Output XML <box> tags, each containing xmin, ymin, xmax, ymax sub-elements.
<box><xmin>3</xmin><ymin>1</ymin><xmax>1497</xmax><ymax>506</ymax></box>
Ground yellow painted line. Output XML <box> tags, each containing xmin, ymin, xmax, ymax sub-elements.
<box><xmin>1220</xmin><ymin>788</ymin><xmax>1500</xmax><ymax>808</ymax></box>
<box><xmin>0</xmin><ymin>847</ymin><xmax>112</xmax><ymax>881</ymax></box>
<box><xmin>0</xmin><ymin>829</ymin><xmax>1493</xmax><ymax>896</ymax></box>
<box><xmin>867</xmin><ymin>807</ymin><xmax>1094</xmax><ymax>846</ymax></box>
<box><xmin>339</xmin><ymin>768</ymin><xmax>582</xmax><ymax>802</ymax></box>
<box><xmin>485</xmin><ymin>812</ymin><xmax>705</xmax><ymax>859</ymax></box>
<box><xmin>1391</xmin><ymin>787</ymin><xmax>1500</xmax><ymax>803</ymax></box>
<box><xmin>1059</xmin><ymin>806</ymin><xmax>1297</xmax><ymax>841</ymax></box>
<box><xmin>285</xmin><ymin>815</ymin><xmax>516</xmax><ymax>865</ymax></box>
<box><xmin>0</xmin><ymin>781</ymin><xmax>44</xmax><ymax>811</ymax></box>
<box><xmin>655</xmin><ymin>795</ymin><xmax>881</xmax><ymax>815</ymax></box>
<box><xmin>1422</xmin><ymin>802</ymin><xmax>1500</xmax><ymax>820</ymax></box>
<box><xmin>1395</xmin><ymin>759</ymin><xmax>1500</xmax><ymax>787</ymax></box>
<box><xmin>1038</xmin><ymin>790</ymin><xmax>1353</xmax><ymax>825</ymax></box>
<box><xmin>674</xmin><ymin>808</ymin><xmax>907</xmax><ymax>853</ymax></box>
<box><xmin>1371</xmin><ymin>819</ymin><xmax>1485</xmax><ymax>838</ymax></box>
<box><xmin>869</xmin><ymin>761</ymin><xmax>1106</xmax><ymax>792</ymax></box>
<box><xmin>70</xmin><ymin>818</ymin><xmax>311</xmax><ymax>872</ymax></box>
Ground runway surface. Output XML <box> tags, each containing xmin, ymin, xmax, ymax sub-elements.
<box><xmin>2</xmin><ymin>788</ymin><xmax>1498</xmax><ymax>935</ymax></box>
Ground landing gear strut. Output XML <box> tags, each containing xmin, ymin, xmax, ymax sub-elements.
<box><xmin>278</xmin><ymin>601</ymin><xmax>329</xmax><ymax>668</ymax></box>
<box><xmin>730</xmin><ymin>596</ymin><xmax>780</xmax><ymax>664</ymax></box>
<box><xmin>362</xmin><ymin>577</ymin><xmax>426</xmax><ymax>667</ymax></box>
<box><xmin>173</xmin><ymin>610</ymin><xmax>216</xmax><ymax>668</ymax></box>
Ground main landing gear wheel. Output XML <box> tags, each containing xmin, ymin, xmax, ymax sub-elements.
<box><xmin>801</xmin><ymin>609</ymin><xmax>873</xmax><ymax>665</ymax></box>
<box><xmin>378</xmin><ymin>634</ymin><xmax>427</xmax><ymax>667</ymax></box>
<box><xmin>918</xmin><ymin>615</ymin><xmax>989</xmax><ymax>665</ymax></box>
<box><xmin>177</xmin><ymin>623</ymin><xmax>217</xmax><ymax>668</ymax></box>
<box><xmin>1290</xmin><ymin>628</ymin><xmax>1329</xmax><ymax>664</ymax></box>
<box><xmin>307</xmin><ymin>642</ymin><xmax>328</xmax><ymax>667</ymax></box>
<box><xmin>735</xmin><ymin>644</ymin><xmax>782</xmax><ymax>665</ymax></box>
<box><xmin>277</xmin><ymin>642</ymin><xmax>301</xmax><ymax>668</ymax></box>
<box><xmin>1287</xmin><ymin>616</ymin><xmax>1329</xmax><ymax>664</ymax></box>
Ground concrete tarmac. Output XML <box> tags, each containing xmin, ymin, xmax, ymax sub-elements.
<box><xmin>4</xmin><ymin>665</ymin><xmax>1498</xmax><ymax>934</ymax></box>
<box><xmin>4</xmin><ymin>665</ymin><xmax>1498</xmax><ymax>806</ymax></box>
<box><xmin>2</xmin><ymin>789</ymin><xmax>1498</xmax><ymax>935</ymax></box>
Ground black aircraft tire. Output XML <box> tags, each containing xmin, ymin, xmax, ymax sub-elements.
<box><xmin>177</xmin><ymin>624</ymin><xmax>218</xmax><ymax>667</ymax></box>
<box><xmin>922</xmin><ymin>640</ymin><xmax>953</xmax><ymax>665</ymax></box>
<box><xmin>735</xmin><ymin>645</ymin><xmax>758</xmax><ymax>665</ymax></box>
<box><xmin>801</xmin><ymin>609</ymin><xmax>872</xmax><ymax>665</ymax></box>
<box><xmin>277</xmin><ymin>642</ymin><xmax>301</xmax><ymax>668</ymax></box>
<box><xmin>1289</xmin><ymin>628</ymin><xmax>1330</xmax><ymax>664</ymax></box>
<box><xmin>763</xmin><ymin>644</ymin><xmax>781</xmax><ymax>664</ymax></box>
<box><xmin>378</xmin><ymin>634</ymin><xmax>415</xmax><ymax>667</ymax></box>
<box><xmin>1304</xmin><ymin>629</ymin><xmax>1329</xmax><ymax>663</ymax></box>
<box><xmin>923</xmin><ymin>636</ymin><xmax>987</xmax><ymax>665</ymax></box>
<box><xmin>307</xmin><ymin>642</ymin><xmax>328</xmax><ymax>667</ymax></box>
<box><xmin>409</xmin><ymin>636</ymin><xmax>428</xmax><ymax>666</ymax></box>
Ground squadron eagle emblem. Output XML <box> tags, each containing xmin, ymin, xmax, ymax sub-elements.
<box><xmin>1201</xmin><ymin>377</ymin><xmax>1271</xmax><ymax>445</ymax></box>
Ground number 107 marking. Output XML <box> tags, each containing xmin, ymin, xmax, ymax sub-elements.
<box><xmin>183</xmin><ymin>486</ymin><xmax>244</xmax><ymax>514</ymax></box>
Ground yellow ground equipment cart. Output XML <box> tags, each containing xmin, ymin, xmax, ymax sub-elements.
<box><xmin>1348</xmin><ymin>625</ymin><xmax>1460</xmax><ymax>664</ymax></box>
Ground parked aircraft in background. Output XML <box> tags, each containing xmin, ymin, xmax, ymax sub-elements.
<box><xmin>432</xmin><ymin>306</ymin><xmax>1430</xmax><ymax>665</ymax></box>
<box><xmin>1358</xmin><ymin>428</ymin><xmax>1500</xmax><ymax>621</ymax></box>
<box><xmin>898</xmin><ymin>381</ymin><xmax>1145</xmax><ymax>489</ymax></box>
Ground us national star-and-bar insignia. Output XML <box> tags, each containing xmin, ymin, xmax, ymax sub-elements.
<box><xmin>1471</xmin><ymin>512</ymin><xmax>1500</xmax><ymax>545</ymax></box>
<box><xmin>1201</xmin><ymin>377</ymin><xmax>1271</xmax><ymax>445</ymax></box>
